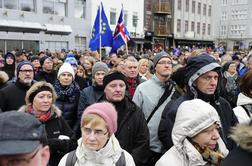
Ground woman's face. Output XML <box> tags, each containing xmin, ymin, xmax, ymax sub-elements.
<box><xmin>94</xmin><ymin>71</ymin><xmax>106</xmax><ymax>86</ymax></box>
<box><xmin>83</xmin><ymin>60</ymin><xmax>92</xmax><ymax>70</ymax></box>
<box><xmin>139</xmin><ymin>61</ymin><xmax>149</xmax><ymax>74</ymax></box>
<box><xmin>82</xmin><ymin>118</ymin><xmax>109</xmax><ymax>151</ymax></box>
<box><xmin>227</xmin><ymin>63</ymin><xmax>237</xmax><ymax>75</ymax></box>
<box><xmin>77</xmin><ymin>68</ymin><xmax>85</xmax><ymax>77</ymax></box>
<box><xmin>58</xmin><ymin>72</ymin><xmax>73</xmax><ymax>86</ymax></box>
<box><xmin>6</xmin><ymin>56</ymin><xmax>14</xmax><ymax>65</ymax></box>
<box><xmin>191</xmin><ymin>123</ymin><xmax>220</xmax><ymax>150</ymax></box>
<box><xmin>33</xmin><ymin>91</ymin><xmax>53</xmax><ymax>112</ymax></box>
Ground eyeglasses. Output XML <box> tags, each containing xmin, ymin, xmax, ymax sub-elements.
<box><xmin>19</xmin><ymin>70</ymin><xmax>33</xmax><ymax>74</ymax></box>
<box><xmin>0</xmin><ymin>146</ymin><xmax>41</xmax><ymax>166</ymax></box>
<box><xmin>82</xmin><ymin>127</ymin><xmax>108</xmax><ymax>137</ymax></box>
<box><xmin>157</xmin><ymin>61</ymin><xmax>172</xmax><ymax>65</ymax></box>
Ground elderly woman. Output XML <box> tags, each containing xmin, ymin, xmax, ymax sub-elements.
<box><xmin>58</xmin><ymin>102</ymin><xmax>135</xmax><ymax>166</ymax></box>
<box><xmin>156</xmin><ymin>99</ymin><xmax>229</xmax><ymax>166</ymax></box>
<box><xmin>54</xmin><ymin>63</ymin><xmax>80</xmax><ymax>130</ymax></box>
<box><xmin>138</xmin><ymin>58</ymin><xmax>152</xmax><ymax>80</ymax></box>
<box><xmin>233</xmin><ymin>69</ymin><xmax>252</xmax><ymax>123</ymax></box>
<box><xmin>18</xmin><ymin>81</ymin><xmax>77</xmax><ymax>166</ymax></box>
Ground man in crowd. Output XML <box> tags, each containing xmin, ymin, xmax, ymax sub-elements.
<box><xmin>133</xmin><ymin>51</ymin><xmax>175</xmax><ymax>166</ymax></box>
<box><xmin>158</xmin><ymin>54</ymin><xmax>238</xmax><ymax>152</ymax></box>
<box><xmin>0</xmin><ymin>61</ymin><xmax>36</xmax><ymax>111</ymax></box>
<box><xmin>0</xmin><ymin>111</ymin><xmax>50</xmax><ymax>166</ymax></box>
<box><xmin>101</xmin><ymin>71</ymin><xmax>150</xmax><ymax>166</ymax></box>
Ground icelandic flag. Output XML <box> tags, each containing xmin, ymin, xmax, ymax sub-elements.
<box><xmin>89</xmin><ymin>3</ymin><xmax>113</xmax><ymax>51</ymax></box>
<box><xmin>110</xmin><ymin>8</ymin><xmax>130</xmax><ymax>53</ymax></box>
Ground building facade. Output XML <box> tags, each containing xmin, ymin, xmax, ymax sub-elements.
<box><xmin>213</xmin><ymin>0</ymin><xmax>251</xmax><ymax>51</ymax></box>
<box><xmin>0</xmin><ymin>0</ymin><xmax>144</xmax><ymax>53</ymax></box>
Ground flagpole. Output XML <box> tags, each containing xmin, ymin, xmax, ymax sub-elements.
<box><xmin>122</xmin><ymin>4</ymin><xmax>128</xmax><ymax>55</ymax></box>
<box><xmin>99</xmin><ymin>1</ymin><xmax>102</xmax><ymax>61</ymax></box>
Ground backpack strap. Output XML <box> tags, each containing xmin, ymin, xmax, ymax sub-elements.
<box><xmin>66</xmin><ymin>150</ymin><xmax>77</xmax><ymax>166</ymax></box>
<box><xmin>116</xmin><ymin>151</ymin><xmax>126</xmax><ymax>166</ymax></box>
<box><xmin>241</xmin><ymin>105</ymin><xmax>251</xmax><ymax>118</ymax></box>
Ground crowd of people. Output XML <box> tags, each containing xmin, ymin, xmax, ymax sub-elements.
<box><xmin>0</xmin><ymin>47</ymin><xmax>252</xmax><ymax>166</ymax></box>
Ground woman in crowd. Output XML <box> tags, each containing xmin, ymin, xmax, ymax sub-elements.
<box><xmin>156</xmin><ymin>99</ymin><xmax>228</xmax><ymax>166</ymax></box>
<box><xmin>233</xmin><ymin>69</ymin><xmax>252</xmax><ymax>123</ymax></box>
<box><xmin>54</xmin><ymin>63</ymin><xmax>80</xmax><ymax>130</ymax></box>
<box><xmin>58</xmin><ymin>102</ymin><xmax>135</xmax><ymax>166</ymax></box>
<box><xmin>77</xmin><ymin>61</ymin><xmax>109</xmax><ymax>138</ymax></box>
<box><xmin>138</xmin><ymin>58</ymin><xmax>152</xmax><ymax>80</ymax></box>
<box><xmin>3</xmin><ymin>52</ymin><xmax>15</xmax><ymax>80</ymax></box>
<box><xmin>83</xmin><ymin>57</ymin><xmax>96</xmax><ymax>87</ymax></box>
<box><xmin>18</xmin><ymin>81</ymin><xmax>77</xmax><ymax>166</ymax></box>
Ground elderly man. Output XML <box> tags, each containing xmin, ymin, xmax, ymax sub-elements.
<box><xmin>0</xmin><ymin>111</ymin><xmax>50</xmax><ymax>166</ymax></box>
<box><xmin>159</xmin><ymin>53</ymin><xmax>238</xmax><ymax>152</ymax></box>
<box><xmin>99</xmin><ymin>71</ymin><xmax>150</xmax><ymax>166</ymax></box>
<box><xmin>0</xmin><ymin>61</ymin><xmax>36</xmax><ymax>111</ymax></box>
<box><xmin>133</xmin><ymin>51</ymin><xmax>175</xmax><ymax>166</ymax></box>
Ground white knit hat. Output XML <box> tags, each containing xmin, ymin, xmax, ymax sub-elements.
<box><xmin>57</xmin><ymin>63</ymin><xmax>75</xmax><ymax>79</ymax></box>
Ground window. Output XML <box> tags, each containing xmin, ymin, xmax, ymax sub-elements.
<box><xmin>192</xmin><ymin>1</ymin><xmax>195</xmax><ymax>13</ymax></box>
<box><xmin>132</xmin><ymin>15</ymin><xmax>138</xmax><ymax>27</ymax></box>
<box><xmin>75</xmin><ymin>36</ymin><xmax>87</xmax><ymax>51</ymax></box>
<box><xmin>191</xmin><ymin>21</ymin><xmax>195</xmax><ymax>31</ymax></box>
<box><xmin>203</xmin><ymin>4</ymin><xmax>206</xmax><ymax>15</ymax></box>
<box><xmin>198</xmin><ymin>2</ymin><xmax>201</xmax><ymax>14</ymax></box>
<box><xmin>43</xmin><ymin>0</ymin><xmax>67</xmax><ymax>16</ymax></box>
<box><xmin>2</xmin><ymin>0</ymin><xmax>35</xmax><ymax>12</ymax></box>
<box><xmin>177</xmin><ymin>19</ymin><xmax>181</xmax><ymax>32</ymax></box>
<box><xmin>75</xmin><ymin>0</ymin><xmax>86</xmax><ymax>18</ymax></box>
<box><xmin>202</xmin><ymin>23</ymin><xmax>206</xmax><ymax>35</ymax></box>
<box><xmin>124</xmin><ymin>11</ymin><xmax>128</xmax><ymax>26</ymax></box>
<box><xmin>185</xmin><ymin>20</ymin><xmax>189</xmax><ymax>32</ymax></box>
<box><xmin>186</xmin><ymin>0</ymin><xmax>189</xmax><ymax>12</ymax></box>
<box><xmin>208</xmin><ymin>24</ymin><xmax>211</xmax><ymax>35</ymax></box>
<box><xmin>197</xmin><ymin>22</ymin><xmax>200</xmax><ymax>34</ymax></box>
<box><xmin>4</xmin><ymin>0</ymin><xmax>18</xmax><ymax>10</ymax></box>
<box><xmin>208</xmin><ymin>5</ymin><xmax>212</xmax><ymax>16</ymax></box>
<box><xmin>44</xmin><ymin>41</ymin><xmax>68</xmax><ymax>52</ymax></box>
<box><xmin>110</xmin><ymin>10</ymin><xmax>116</xmax><ymax>25</ymax></box>
<box><xmin>178</xmin><ymin>0</ymin><xmax>182</xmax><ymax>10</ymax></box>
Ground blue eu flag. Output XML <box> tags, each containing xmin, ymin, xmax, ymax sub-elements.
<box><xmin>111</xmin><ymin>8</ymin><xmax>130</xmax><ymax>53</ymax></box>
<box><xmin>89</xmin><ymin>3</ymin><xmax>113</xmax><ymax>51</ymax></box>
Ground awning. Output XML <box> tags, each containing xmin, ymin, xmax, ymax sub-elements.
<box><xmin>44</xmin><ymin>24</ymin><xmax>72</xmax><ymax>34</ymax></box>
<box><xmin>0</xmin><ymin>19</ymin><xmax>44</xmax><ymax>32</ymax></box>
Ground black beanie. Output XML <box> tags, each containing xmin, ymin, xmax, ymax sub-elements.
<box><xmin>103</xmin><ymin>72</ymin><xmax>128</xmax><ymax>89</ymax></box>
<box><xmin>40</xmin><ymin>56</ymin><xmax>52</xmax><ymax>66</ymax></box>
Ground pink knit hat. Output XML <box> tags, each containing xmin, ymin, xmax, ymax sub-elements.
<box><xmin>81</xmin><ymin>102</ymin><xmax>117</xmax><ymax>135</ymax></box>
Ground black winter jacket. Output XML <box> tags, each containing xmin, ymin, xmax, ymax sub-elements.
<box><xmin>35</xmin><ymin>70</ymin><xmax>57</xmax><ymax>84</ymax></box>
<box><xmin>100</xmin><ymin>96</ymin><xmax>150</xmax><ymax>166</ymax></box>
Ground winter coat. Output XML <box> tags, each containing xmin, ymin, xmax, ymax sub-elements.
<box><xmin>158</xmin><ymin>55</ymin><xmax>238</xmax><ymax>152</ymax></box>
<box><xmin>233</xmin><ymin>93</ymin><xmax>252</xmax><ymax>123</ymax></box>
<box><xmin>18</xmin><ymin>105</ymin><xmax>77</xmax><ymax>166</ymax></box>
<box><xmin>74</xmin><ymin>75</ymin><xmax>89</xmax><ymax>90</ymax></box>
<box><xmin>54</xmin><ymin>80</ymin><xmax>80</xmax><ymax>130</ymax></box>
<box><xmin>221</xmin><ymin>123</ymin><xmax>252</xmax><ymax>166</ymax></box>
<box><xmin>58</xmin><ymin>135</ymin><xmax>135</xmax><ymax>166</ymax></box>
<box><xmin>34</xmin><ymin>70</ymin><xmax>57</xmax><ymax>84</ymax></box>
<box><xmin>156</xmin><ymin>99</ymin><xmax>229</xmax><ymax>166</ymax></box>
<box><xmin>132</xmin><ymin>74</ymin><xmax>175</xmax><ymax>153</ymax></box>
<box><xmin>76</xmin><ymin>85</ymin><xmax>104</xmax><ymax>138</ymax></box>
<box><xmin>0</xmin><ymin>80</ymin><xmax>34</xmax><ymax>111</ymax></box>
<box><xmin>100</xmin><ymin>96</ymin><xmax>150</xmax><ymax>166</ymax></box>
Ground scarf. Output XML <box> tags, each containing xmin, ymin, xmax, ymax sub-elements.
<box><xmin>27</xmin><ymin>104</ymin><xmax>53</xmax><ymax>122</ymax></box>
<box><xmin>127</xmin><ymin>78</ymin><xmax>138</xmax><ymax>98</ymax></box>
<box><xmin>54</xmin><ymin>79</ymin><xmax>80</xmax><ymax>103</ymax></box>
<box><xmin>191</xmin><ymin>141</ymin><xmax>224</xmax><ymax>166</ymax></box>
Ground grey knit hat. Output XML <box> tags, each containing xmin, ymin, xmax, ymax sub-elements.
<box><xmin>153</xmin><ymin>51</ymin><xmax>171</xmax><ymax>67</ymax></box>
<box><xmin>92</xmin><ymin>62</ymin><xmax>109</xmax><ymax>77</ymax></box>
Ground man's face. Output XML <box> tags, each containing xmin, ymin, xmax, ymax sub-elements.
<box><xmin>124</xmin><ymin>61</ymin><xmax>138</xmax><ymax>78</ymax></box>
<box><xmin>155</xmin><ymin>57</ymin><xmax>173</xmax><ymax>79</ymax></box>
<box><xmin>104</xmin><ymin>80</ymin><xmax>126</xmax><ymax>102</ymax></box>
<box><xmin>18</xmin><ymin>65</ymin><xmax>34</xmax><ymax>85</ymax></box>
<box><xmin>194</xmin><ymin>71</ymin><xmax>219</xmax><ymax>95</ymax></box>
<box><xmin>32</xmin><ymin>60</ymin><xmax>41</xmax><ymax>68</ymax></box>
<box><xmin>0</xmin><ymin>145</ymin><xmax>50</xmax><ymax>166</ymax></box>
<box><xmin>42</xmin><ymin>59</ymin><xmax>53</xmax><ymax>72</ymax></box>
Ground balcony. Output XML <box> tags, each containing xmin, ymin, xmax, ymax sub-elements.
<box><xmin>153</xmin><ymin>2</ymin><xmax>172</xmax><ymax>15</ymax></box>
<box><xmin>154</xmin><ymin>24</ymin><xmax>171</xmax><ymax>37</ymax></box>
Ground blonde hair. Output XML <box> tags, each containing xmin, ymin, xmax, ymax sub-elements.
<box><xmin>81</xmin><ymin>114</ymin><xmax>108</xmax><ymax>132</ymax></box>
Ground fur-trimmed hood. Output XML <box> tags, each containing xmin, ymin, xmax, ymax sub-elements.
<box><xmin>17</xmin><ymin>104</ymin><xmax>62</xmax><ymax>117</ymax></box>
<box><xmin>230</xmin><ymin>123</ymin><xmax>252</xmax><ymax>152</ymax></box>
<box><xmin>0</xmin><ymin>71</ymin><xmax>9</xmax><ymax>84</ymax></box>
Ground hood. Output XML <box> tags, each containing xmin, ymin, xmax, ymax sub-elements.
<box><xmin>236</xmin><ymin>93</ymin><xmax>252</xmax><ymax>106</ymax></box>
<box><xmin>172</xmin><ymin>99</ymin><xmax>220</xmax><ymax>152</ymax></box>
<box><xmin>185</xmin><ymin>54</ymin><xmax>221</xmax><ymax>98</ymax></box>
<box><xmin>17</xmin><ymin>104</ymin><xmax>62</xmax><ymax>117</ymax></box>
<box><xmin>0</xmin><ymin>71</ymin><xmax>9</xmax><ymax>84</ymax></box>
<box><xmin>230</xmin><ymin>122</ymin><xmax>252</xmax><ymax>152</ymax></box>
